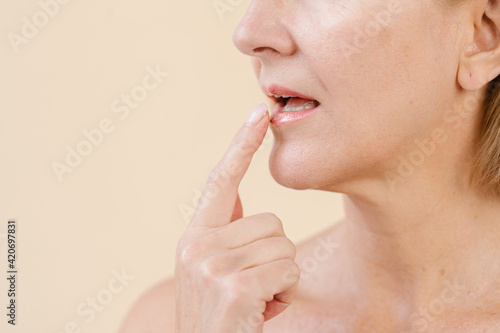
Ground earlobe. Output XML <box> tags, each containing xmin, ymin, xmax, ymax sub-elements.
<box><xmin>457</xmin><ymin>50</ymin><xmax>500</xmax><ymax>91</ymax></box>
<box><xmin>458</xmin><ymin>57</ymin><xmax>480</xmax><ymax>91</ymax></box>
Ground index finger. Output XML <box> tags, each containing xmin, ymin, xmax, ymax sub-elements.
<box><xmin>191</xmin><ymin>103</ymin><xmax>269</xmax><ymax>228</ymax></box>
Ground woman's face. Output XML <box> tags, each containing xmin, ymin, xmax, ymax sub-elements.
<box><xmin>233</xmin><ymin>0</ymin><xmax>467</xmax><ymax>192</ymax></box>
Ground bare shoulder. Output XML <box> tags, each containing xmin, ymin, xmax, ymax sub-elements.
<box><xmin>117</xmin><ymin>277</ymin><xmax>176</xmax><ymax>333</ymax></box>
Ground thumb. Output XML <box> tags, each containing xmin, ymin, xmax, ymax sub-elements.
<box><xmin>231</xmin><ymin>192</ymin><xmax>243</xmax><ymax>222</ymax></box>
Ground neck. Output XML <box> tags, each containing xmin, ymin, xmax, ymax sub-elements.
<box><xmin>340</xmin><ymin>169</ymin><xmax>500</xmax><ymax>314</ymax></box>
<box><xmin>332</xmin><ymin>93</ymin><xmax>500</xmax><ymax>316</ymax></box>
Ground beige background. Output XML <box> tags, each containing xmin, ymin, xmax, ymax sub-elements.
<box><xmin>0</xmin><ymin>1</ymin><xmax>344</xmax><ymax>332</ymax></box>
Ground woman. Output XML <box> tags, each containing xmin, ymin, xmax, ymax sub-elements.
<box><xmin>119</xmin><ymin>0</ymin><xmax>500</xmax><ymax>331</ymax></box>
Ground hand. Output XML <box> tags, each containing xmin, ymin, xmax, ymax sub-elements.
<box><xmin>175</xmin><ymin>103</ymin><xmax>300</xmax><ymax>333</ymax></box>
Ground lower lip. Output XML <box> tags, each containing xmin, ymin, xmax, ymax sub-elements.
<box><xmin>270</xmin><ymin>102</ymin><xmax>321</xmax><ymax>127</ymax></box>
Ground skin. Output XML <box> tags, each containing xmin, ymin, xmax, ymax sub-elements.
<box><xmin>119</xmin><ymin>0</ymin><xmax>500</xmax><ymax>332</ymax></box>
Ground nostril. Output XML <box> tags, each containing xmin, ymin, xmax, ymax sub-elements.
<box><xmin>253</xmin><ymin>47</ymin><xmax>267</xmax><ymax>54</ymax></box>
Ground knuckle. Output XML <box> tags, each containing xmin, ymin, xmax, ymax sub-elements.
<box><xmin>202</xmin><ymin>228</ymin><xmax>221</xmax><ymax>246</ymax></box>
<box><xmin>260</xmin><ymin>212</ymin><xmax>284</xmax><ymax>233</ymax></box>
<box><xmin>206</xmin><ymin>163</ymin><xmax>240</xmax><ymax>194</ymax></box>
<box><xmin>204</xmin><ymin>229</ymin><xmax>236</xmax><ymax>253</ymax></box>
<box><xmin>176</xmin><ymin>239</ymin><xmax>203</xmax><ymax>266</ymax></box>
<box><xmin>267</xmin><ymin>237</ymin><xmax>296</xmax><ymax>260</ymax></box>
<box><xmin>231</xmin><ymin>132</ymin><xmax>251</xmax><ymax>151</ymax></box>
<box><xmin>289</xmin><ymin>260</ymin><xmax>301</xmax><ymax>276</ymax></box>
<box><xmin>207</xmin><ymin>165</ymin><xmax>229</xmax><ymax>188</ymax></box>
<box><xmin>281</xmin><ymin>260</ymin><xmax>301</xmax><ymax>283</ymax></box>
<box><xmin>194</xmin><ymin>189</ymin><xmax>213</xmax><ymax>213</ymax></box>
<box><xmin>199</xmin><ymin>255</ymin><xmax>225</xmax><ymax>281</ymax></box>
<box><xmin>281</xmin><ymin>238</ymin><xmax>297</xmax><ymax>258</ymax></box>
<box><xmin>224</xmin><ymin>273</ymin><xmax>252</xmax><ymax>302</ymax></box>
<box><xmin>260</xmin><ymin>212</ymin><xmax>279</xmax><ymax>223</ymax></box>
<box><xmin>231</xmin><ymin>135</ymin><xmax>256</xmax><ymax>161</ymax></box>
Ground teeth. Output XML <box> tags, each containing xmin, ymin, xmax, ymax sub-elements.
<box><xmin>283</xmin><ymin>100</ymin><xmax>317</xmax><ymax>112</ymax></box>
<box><xmin>273</xmin><ymin>94</ymin><xmax>292</xmax><ymax>98</ymax></box>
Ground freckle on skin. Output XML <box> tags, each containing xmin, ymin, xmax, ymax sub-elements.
<box><xmin>440</xmin><ymin>269</ymin><xmax>445</xmax><ymax>276</ymax></box>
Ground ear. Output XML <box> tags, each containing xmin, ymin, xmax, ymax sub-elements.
<box><xmin>458</xmin><ymin>0</ymin><xmax>500</xmax><ymax>91</ymax></box>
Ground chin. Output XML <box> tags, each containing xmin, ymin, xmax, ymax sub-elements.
<box><xmin>268</xmin><ymin>142</ymin><xmax>336</xmax><ymax>191</ymax></box>
<box><xmin>267</xmin><ymin>142</ymin><xmax>308</xmax><ymax>190</ymax></box>
<box><xmin>268</xmin><ymin>165</ymin><xmax>311</xmax><ymax>191</ymax></box>
<box><xmin>268</xmin><ymin>141</ymin><xmax>369</xmax><ymax>193</ymax></box>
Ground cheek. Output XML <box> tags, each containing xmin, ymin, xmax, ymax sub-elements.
<box><xmin>269</xmin><ymin>2</ymin><xmax>454</xmax><ymax>190</ymax></box>
<box><xmin>314</xmin><ymin>2</ymin><xmax>449</xmax><ymax>150</ymax></box>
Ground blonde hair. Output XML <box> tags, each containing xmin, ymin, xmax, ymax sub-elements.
<box><xmin>472</xmin><ymin>77</ymin><xmax>500</xmax><ymax>195</ymax></box>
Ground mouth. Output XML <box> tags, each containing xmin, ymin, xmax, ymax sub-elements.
<box><xmin>262</xmin><ymin>84</ymin><xmax>321</xmax><ymax>126</ymax></box>
<box><xmin>272</xmin><ymin>96</ymin><xmax>320</xmax><ymax>112</ymax></box>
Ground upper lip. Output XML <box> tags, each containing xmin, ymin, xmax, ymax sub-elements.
<box><xmin>262</xmin><ymin>84</ymin><xmax>318</xmax><ymax>101</ymax></box>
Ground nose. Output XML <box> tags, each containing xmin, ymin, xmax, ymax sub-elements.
<box><xmin>232</xmin><ymin>1</ymin><xmax>296</xmax><ymax>58</ymax></box>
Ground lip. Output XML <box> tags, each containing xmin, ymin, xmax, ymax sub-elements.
<box><xmin>261</xmin><ymin>84</ymin><xmax>321</xmax><ymax>127</ymax></box>
<box><xmin>263</xmin><ymin>84</ymin><xmax>318</xmax><ymax>101</ymax></box>
<box><xmin>269</xmin><ymin>101</ymin><xmax>321</xmax><ymax>127</ymax></box>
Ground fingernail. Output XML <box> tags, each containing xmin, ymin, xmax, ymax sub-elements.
<box><xmin>245</xmin><ymin>103</ymin><xmax>268</xmax><ymax>126</ymax></box>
